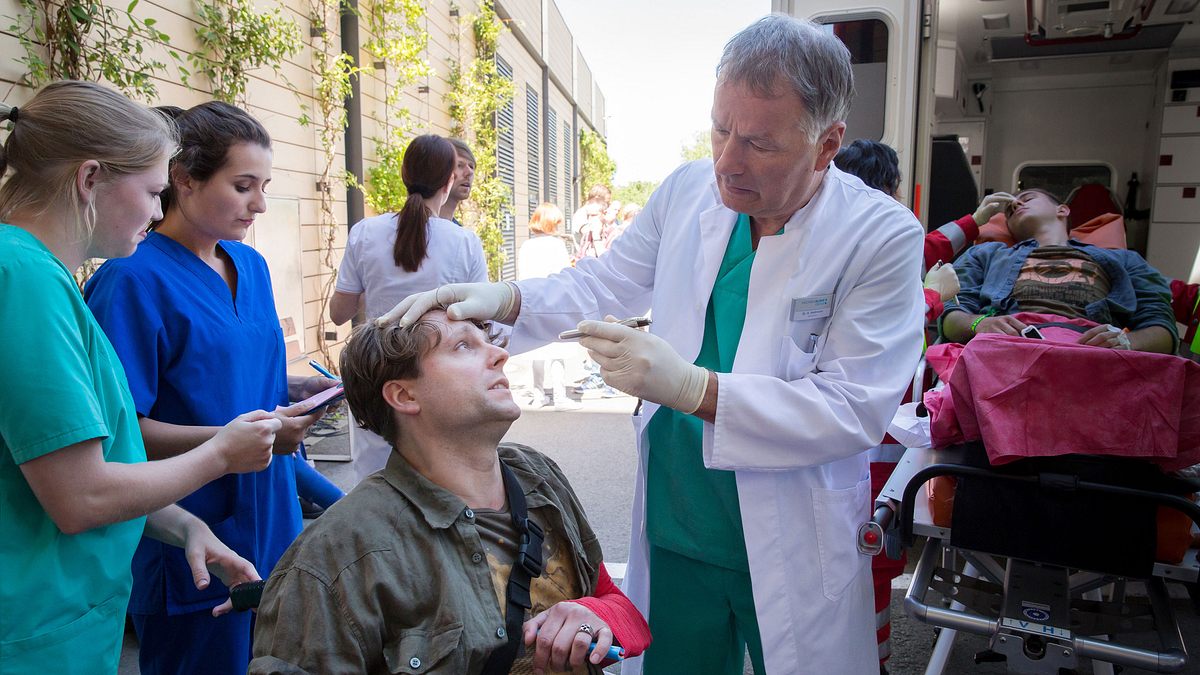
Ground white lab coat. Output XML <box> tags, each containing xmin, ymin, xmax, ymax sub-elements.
<box><xmin>511</xmin><ymin>161</ymin><xmax>925</xmax><ymax>675</ymax></box>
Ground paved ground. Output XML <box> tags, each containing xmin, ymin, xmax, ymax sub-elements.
<box><xmin>118</xmin><ymin>349</ymin><xmax>1200</xmax><ymax>673</ymax></box>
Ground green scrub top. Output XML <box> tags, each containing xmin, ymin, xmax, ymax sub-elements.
<box><xmin>0</xmin><ymin>225</ymin><xmax>147</xmax><ymax>674</ymax></box>
<box><xmin>646</xmin><ymin>214</ymin><xmax>766</xmax><ymax>571</ymax></box>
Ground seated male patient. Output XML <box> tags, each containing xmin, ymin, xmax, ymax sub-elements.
<box><xmin>941</xmin><ymin>188</ymin><xmax>1178</xmax><ymax>353</ymax></box>
<box><xmin>250</xmin><ymin>311</ymin><xmax>649</xmax><ymax>674</ymax></box>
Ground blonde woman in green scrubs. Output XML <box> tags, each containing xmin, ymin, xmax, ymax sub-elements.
<box><xmin>0</xmin><ymin>82</ymin><xmax>280</xmax><ymax>675</ymax></box>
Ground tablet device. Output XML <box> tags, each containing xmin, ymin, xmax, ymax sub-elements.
<box><xmin>297</xmin><ymin>384</ymin><xmax>345</xmax><ymax>415</ymax></box>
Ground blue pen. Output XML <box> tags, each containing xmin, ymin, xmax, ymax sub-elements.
<box><xmin>590</xmin><ymin>643</ymin><xmax>624</xmax><ymax>662</ymax></box>
<box><xmin>533</xmin><ymin>631</ymin><xmax>624</xmax><ymax>662</ymax></box>
<box><xmin>308</xmin><ymin>359</ymin><xmax>339</xmax><ymax>381</ymax></box>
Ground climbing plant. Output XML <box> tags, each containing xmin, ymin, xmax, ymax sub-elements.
<box><xmin>10</xmin><ymin>0</ymin><xmax>174</xmax><ymax>101</ymax></box>
<box><xmin>445</xmin><ymin>0</ymin><xmax>512</xmax><ymax>281</ymax></box>
<box><xmin>309</xmin><ymin>0</ymin><xmax>365</xmax><ymax>367</ymax></box>
<box><xmin>9</xmin><ymin>0</ymin><xmax>175</xmax><ymax>287</ymax></box>
<box><xmin>579</xmin><ymin>128</ymin><xmax>615</xmax><ymax>194</ymax></box>
<box><xmin>190</xmin><ymin>0</ymin><xmax>302</xmax><ymax>104</ymax></box>
<box><xmin>361</xmin><ymin>0</ymin><xmax>429</xmax><ymax>213</ymax></box>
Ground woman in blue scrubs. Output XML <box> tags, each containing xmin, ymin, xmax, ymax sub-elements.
<box><xmin>0</xmin><ymin>81</ymin><xmax>277</xmax><ymax>675</ymax></box>
<box><xmin>84</xmin><ymin>102</ymin><xmax>340</xmax><ymax>674</ymax></box>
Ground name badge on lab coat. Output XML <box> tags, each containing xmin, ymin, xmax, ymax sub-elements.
<box><xmin>790</xmin><ymin>295</ymin><xmax>833</xmax><ymax>321</ymax></box>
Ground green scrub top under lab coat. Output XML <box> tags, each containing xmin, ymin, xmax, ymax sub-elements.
<box><xmin>646</xmin><ymin>213</ymin><xmax>770</xmax><ymax>571</ymax></box>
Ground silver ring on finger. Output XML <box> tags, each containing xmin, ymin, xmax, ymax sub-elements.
<box><xmin>577</xmin><ymin>623</ymin><xmax>594</xmax><ymax>638</ymax></box>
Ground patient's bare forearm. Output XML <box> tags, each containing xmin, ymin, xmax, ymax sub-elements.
<box><xmin>941</xmin><ymin>310</ymin><xmax>976</xmax><ymax>343</ymax></box>
<box><xmin>1128</xmin><ymin>325</ymin><xmax>1175</xmax><ymax>354</ymax></box>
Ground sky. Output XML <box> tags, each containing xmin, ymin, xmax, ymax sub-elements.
<box><xmin>555</xmin><ymin>0</ymin><xmax>770</xmax><ymax>185</ymax></box>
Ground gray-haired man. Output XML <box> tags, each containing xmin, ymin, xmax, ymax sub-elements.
<box><xmin>380</xmin><ymin>15</ymin><xmax>925</xmax><ymax>674</ymax></box>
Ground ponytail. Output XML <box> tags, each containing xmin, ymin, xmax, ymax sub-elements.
<box><xmin>0</xmin><ymin>103</ymin><xmax>14</xmax><ymax>178</ymax></box>
<box><xmin>393</xmin><ymin>134</ymin><xmax>456</xmax><ymax>272</ymax></box>
<box><xmin>393</xmin><ymin>193</ymin><xmax>430</xmax><ymax>272</ymax></box>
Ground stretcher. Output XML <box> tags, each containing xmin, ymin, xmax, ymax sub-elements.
<box><xmin>863</xmin><ymin>441</ymin><xmax>1200</xmax><ymax>674</ymax></box>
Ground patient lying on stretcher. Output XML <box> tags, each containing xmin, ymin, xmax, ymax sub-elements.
<box><xmin>939</xmin><ymin>188</ymin><xmax>1178</xmax><ymax>354</ymax></box>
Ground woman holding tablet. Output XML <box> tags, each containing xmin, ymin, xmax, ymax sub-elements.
<box><xmin>85</xmin><ymin>101</ymin><xmax>340</xmax><ymax>674</ymax></box>
<box><xmin>0</xmin><ymin>81</ymin><xmax>275</xmax><ymax>675</ymax></box>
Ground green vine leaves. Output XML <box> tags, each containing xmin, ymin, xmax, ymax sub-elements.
<box><xmin>190</xmin><ymin>0</ymin><xmax>302</xmax><ymax>105</ymax></box>
<box><xmin>579</xmin><ymin>128</ymin><xmax>615</xmax><ymax>193</ymax></box>
<box><xmin>446</xmin><ymin>0</ymin><xmax>513</xmax><ymax>281</ymax></box>
<box><xmin>10</xmin><ymin>0</ymin><xmax>174</xmax><ymax>101</ymax></box>
<box><xmin>309</xmin><ymin>0</ymin><xmax>367</xmax><ymax>363</ymax></box>
<box><xmin>362</xmin><ymin>0</ymin><xmax>429</xmax><ymax>213</ymax></box>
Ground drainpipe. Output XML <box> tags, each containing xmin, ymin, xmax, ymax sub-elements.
<box><xmin>341</xmin><ymin>0</ymin><xmax>364</xmax><ymax>230</ymax></box>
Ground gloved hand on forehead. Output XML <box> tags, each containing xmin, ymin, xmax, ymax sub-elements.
<box><xmin>376</xmin><ymin>282</ymin><xmax>518</xmax><ymax>328</ymax></box>
<box><xmin>973</xmin><ymin>192</ymin><xmax>1014</xmax><ymax>226</ymax></box>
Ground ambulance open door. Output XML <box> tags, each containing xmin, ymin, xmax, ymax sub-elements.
<box><xmin>772</xmin><ymin>0</ymin><xmax>933</xmax><ymax>224</ymax></box>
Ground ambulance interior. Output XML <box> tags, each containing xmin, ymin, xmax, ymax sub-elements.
<box><xmin>841</xmin><ymin>1</ymin><xmax>1200</xmax><ymax>672</ymax></box>
<box><xmin>925</xmin><ymin>0</ymin><xmax>1200</xmax><ymax>282</ymax></box>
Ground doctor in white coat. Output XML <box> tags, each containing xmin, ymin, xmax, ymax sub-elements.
<box><xmin>382</xmin><ymin>15</ymin><xmax>925</xmax><ymax>675</ymax></box>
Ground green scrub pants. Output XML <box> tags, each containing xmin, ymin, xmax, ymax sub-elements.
<box><xmin>644</xmin><ymin>544</ymin><xmax>766</xmax><ymax>675</ymax></box>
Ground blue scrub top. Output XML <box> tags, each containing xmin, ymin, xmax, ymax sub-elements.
<box><xmin>85</xmin><ymin>232</ymin><xmax>301</xmax><ymax>615</ymax></box>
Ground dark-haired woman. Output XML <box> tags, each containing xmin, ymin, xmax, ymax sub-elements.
<box><xmin>0</xmin><ymin>83</ymin><xmax>276</xmax><ymax>674</ymax></box>
<box><xmin>84</xmin><ymin>101</ymin><xmax>338</xmax><ymax>674</ymax></box>
<box><xmin>329</xmin><ymin>133</ymin><xmax>487</xmax><ymax>480</ymax></box>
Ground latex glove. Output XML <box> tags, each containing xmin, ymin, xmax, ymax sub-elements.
<box><xmin>375</xmin><ymin>281</ymin><xmax>517</xmax><ymax>328</ymax></box>
<box><xmin>924</xmin><ymin>262</ymin><xmax>960</xmax><ymax>302</ymax></box>
<box><xmin>973</xmin><ymin>192</ymin><xmax>1014</xmax><ymax>226</ymax></box>
<box><xmin>577</xmin><ymin>316</ymin><xmax>709</xmax><ymax>413</ymax></box>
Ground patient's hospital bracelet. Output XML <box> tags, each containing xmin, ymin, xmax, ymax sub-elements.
<box><xmin>969</xmin><ymin>309</ymin><xmax>996</xmax><ymax>334</ymax></box>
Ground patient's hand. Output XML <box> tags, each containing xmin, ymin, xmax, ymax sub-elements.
<box><xmin>924</xmin><ymin>263</ymin><xmax>960</xmax><ymax>301</ymax></box>
<box><xmin>974</xmin><ymin>315</ymin><xmax>1028</xmax><ymax>336</ymax></box>
<box><xmin>1077</xmin><ymin>324</ymin><xmax>1131</xmax><ymax>350</ymax></box>
<box><xmin>523</xmin><ymin>601</ymin><xmax>614</xmax><ymax>673</ymax></box>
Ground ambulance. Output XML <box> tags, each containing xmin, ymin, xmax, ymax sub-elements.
<box><xmin>776</xmin><ymin>0</ymin><xmax>1200</xmax><ymax>282</ymax></box>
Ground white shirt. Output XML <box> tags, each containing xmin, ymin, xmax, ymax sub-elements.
<box><xmin>336</xmin><ymin>213</ymin><xmax>487</xmax><ymax>321</ymax></box>
<box><xmin>517</xmin><ymin>234</ymin><xmax>571</xmax><ymax>281</ymax></box>
<box><xmin>336</xmin><ymin>212</ymin><xmax>487</xmax><ymax>481</ymax></box>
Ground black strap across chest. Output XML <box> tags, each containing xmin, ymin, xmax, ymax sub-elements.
<box><xmin>479</xmin><ymin>462</ymin><xmax>545</xmax><ymax>675</ymax></box>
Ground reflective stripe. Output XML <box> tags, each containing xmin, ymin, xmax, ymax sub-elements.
<box><xmin>877</xmin><ymin>607</ymin><xmax>893</xmax><ymax>661</ymax></box>
<box><xmin>936</xmin><ymin>220</ymin><xmax>968</xmax><ymax>254</ymax></box>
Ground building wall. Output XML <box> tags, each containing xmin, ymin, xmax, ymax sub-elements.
<box><xmin>0</xmin><ymin>0</ymin><xmax>604</xmax><ymax>367</ymax></box>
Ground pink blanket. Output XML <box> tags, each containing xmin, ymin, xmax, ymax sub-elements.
<box><xmin>925</xmin><ymin>313</ymin><xmax>1200</xmax><ymax>470</ymax></box>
